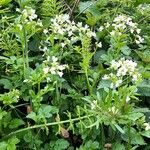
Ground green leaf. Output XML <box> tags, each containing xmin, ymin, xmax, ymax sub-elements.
<box><xmin>9</xmin><ymin>118</ymin><xmax>24</xmax><ymax>129</ymax></box>
<box><xmin>136</xmin><ymin>50</ymin><xmax>150</xmax><ymax>63</ymax></box>
<box><xmin>0</xmin><ymin>141</ymin><xmax>7</xmax><ymax>150</ymax></box>
<box><xmin>0</xmin><ymin>79</ymin><xmax>13</xmax><ymax>89</ymax></box>
<box><xmin>0</xmin><ymin>108</ymin><xmax>7</xmax><ymax>120</ymax></box>
<box><xmin>7</xmin><ymin>137</ymin><xmax>20</xmax><ymax>150</ymax></box>
<box><xmin>138</xmin><ymin>79</ymin><xmax>150</xmax><ymax>96</ymax></box>
<box><xmin>121</xmin><ymin>46</ymin><xmax>131</xmax><ymax>56</ymax></box>
<box><xmin>123</xmin><ymin>127</ymin><xmax>146</xmax><ymax>145</ymax></box>
<box><xmin>27</xmin><ymin>112</ymin><xmax>37</xmax><ymax>122</ymax></box>
<box><xmin>50</xmin><ymin>139</ymin><xmax>69</xmax><ymax>150</ymax></box>
<box><xmin>114</xmin><ymin>124</ymin><xmax>125</xmax><ymax>134</ymax></box>
<box><xmin>141</xmin><ymin>130</ymin><xmax>150</xmax><ymax>138</ymax></box>
<box><xmin>39</xmin><ymin>105</ymin><xmax>58</xmax><ymax>118</ymax></box>
<box><xmin>0</xmin><ymin>0</ymin><xmax>12</xmax><ymax>6</ymax></box>
<box><xmin>112</xmin><ymin>142</ymin><xmax>125</xmax><ymax>150</ymax></box>
<box><xmin>79</xmin><ymin>1</ymin><xmax>94</xmax><ymax>14</ymax></box>
<box><xmin>128</xmin><ymin>112</ymin><xmax>144</xmax><ymax>122</ymax></box>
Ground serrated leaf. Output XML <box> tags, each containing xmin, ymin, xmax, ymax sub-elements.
<box><xmin>50</xmin><ymin>139</ymin><xmax>69</xmax><ymax>150</ymax></box>
<box><xmin>112</xmin><ymin>142</ymin><xmax>125</xmax><ymax>150</ymax></box>
<box><xmin>121</xmin><ymin>46</ymin><xmax>131</xmax><ymax>56</ymax></box>
<box><xmin>9</xmin><ymin>118</ymin><xmax>24</xmax><ymax>129</ymax></box>
<box><xmin>7</xmin><ymin>137</ymin><xmax>20</xmax><ymax>150</ymax></box>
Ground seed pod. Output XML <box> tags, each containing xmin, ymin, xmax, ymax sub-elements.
<box><xmin>60</xmin><ymin>127</ymin><xmax>69</xmax><ymax>138</ymax></box>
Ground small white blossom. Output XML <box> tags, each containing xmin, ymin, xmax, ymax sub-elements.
<box><xmin>43</xmin><ymin>29</ymin><xmax>48</xmax><ymax>34</ymax></box>
<box><xmin>57</xmin><ymin>71</ymin><xmax>63</xmax><ymax>77</ymax></box>
<box><xmin>96</xmin><ymin>42</ymin><xmax>102</xmax><ymax>48</ymax></box>
<box><xmin>99</xmin><ymin>26</ymin><xmax>104</xmax><ymax>31</ymax></box>
<box><xmin>91</xmin><ymin>100</ymin><xmax>97</xmax><ymax>109</ymax></box>
<box><xmin>43</xmin><ymin>67</ymin><xmax>49</xmax><ymax>74</ymax></box>
<box><xmin>144</xmin><ymin>123</ymin><xmax>150</xmax><ymax>131</ymax></box>
<box><xmin>108</xmin><ymin>106</ymin><xmax>119</xmax><ymax>114</ymax></box>
<box><xmin>102</xmin><ymin>75</ymin><xmax>110</xmax><ymax>80</ymax></box>
<box><xmin>126</xmin><ymin>96</ymin><xmax>130</xmax><ymax>102</ymax></box>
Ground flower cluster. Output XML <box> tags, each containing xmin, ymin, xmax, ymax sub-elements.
<box><xmin>43</xmin><ymin>56</ymin><xmax>68</xmax><ymax>77</ymax></box>
<box><xmin>16</xmin><ymin>7</ymin><xmax>42</xmax><ymax>26</ymax></box>
<box><xmin>108</xmin><ymin>106</ymin><xmax>119</xmax><ymax>115</ymax></box>
<box><xmin>102</xmin><ymin>58</ymin><xmax>141</xmax><ymax>89</ymax></box>
<box><xmin>40</xmin><ymin>14</ymin><xmax>101</xmax><ymax>50</ymax></box>
<box><xmin>105</xmin><ymin>14</ymin><xmax>144</xmax><ymax>44</ymax></box>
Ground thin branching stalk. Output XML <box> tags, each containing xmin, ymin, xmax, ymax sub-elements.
<box><xmin>2</xmin><ymin>115</ymin><xmax>93</xmax><ymax>140</ymax></box>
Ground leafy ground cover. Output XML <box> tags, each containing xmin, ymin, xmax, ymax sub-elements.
<box><xmin>0</xmin><ymin>0</ymin><xmax>150</xmax><ymax>149</ymax></box>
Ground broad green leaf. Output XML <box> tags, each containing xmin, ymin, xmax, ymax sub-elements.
<box><xmin>9</xmin><ymin>118</ymin><xmax>24</xmax><ymax>129</ymax></box>
<box><xmin>121</xmin><ymin>46</ymin><xmax>131</xmax><ymax>56</ymax></box>
<box><xmin>0</xmin><ymin>141</ymin><xmax>7</xmax><ymax>150</ymax></box>
<box><xmin>50</xmin><ymin>139</ymin><xmax>69</xmax><ymax>150</ymax></box>
<box><xmin>26</xmin><ymin>112</ymin><xmax>37</xmax><ymax>122</ymax></box>
<box><xmin>0</xmin><ymin>79</ymin><xmax>13</xmax><ymax>89</ymax></box>
<box><xmin>7</xmin><ymin>137</ymin><xmax>20</xmax><ymax>150</ymax></box>
<box><xmin>0</xmin><ymin>0</ymin><xmax>12</xmax><ymax>6</ymax></box>
<box><xmin>128</xmin><ymin>112</ymin><xmax>144</xmax><ymax>122</ymax></box>
<box><xmin>112</xmin><ymin>142</ymin><xmax>125</xmax><ymax>150</ymax></box>
<box><xmin>141</xmin><ymin>130</ymin><xmax>150</xmax><ymax>138</ymax></box>
<box><xmin>79</xmin><ymin>1</ymin><xmax>94</xmax><ymax>14</ymax></box>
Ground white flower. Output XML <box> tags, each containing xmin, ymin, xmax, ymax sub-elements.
<box><xmin>102</xmin><ymin>75</ymin><xmax>110</xmax><ymax>80</ymax></box>
<box><xmin>99</xmin><ymin>26</ymin><xmax>104</xmax><ymax>31</ymax></box>
<box><xmin>16</xmin><ymin>8</ymin><xmax>20</xmax><ymax>12</ymax></box>
<box><xmin>43</xmin><ymin>67</ymin><xmax>49</xmax><ymax>74</ymax></box>
<box><xmin>57</xmin><ymin>71</ymin><xmax>63</xmax><ymax>77</ymax></box>
<box><xmin>126</xmin><ymin>96</ymin><xmax>130</xmax><ymax>102</ymax></box>
<box><xmin>105</xmin><ymin>22</ymin><xmax>110</xmax><ymax>28</ymax></box>
<box><xmin>91</xmin><ymin>100</ymin><xmax>97</xmax><ymax>109</ymax></box>
<box><xmin>110</xmin><ymin>83</ymin><xmax>114</xmax><ymax>89</ymax></box>
<box><xmin>132</xmin><ymin>74</ymin><xmax>138</xmax><ymax>81</ymax></box>
<box><xmin>96</xmin><ymin>42</ymin><xmax>102</xmax><ymax>48</ymax></box>
<box><xmin>110</xmin><ymin>31</ymin><xmax>116</xmax><ymax>36</ymax></box>
<box><xmin>49</xmin><ymin>67</ymin><xmax>56</xmax><ymax>74</ymax></box>
<box><xmin>23</xmin><ymin>79</ymin><xmax>29</xmax><ymax>82</ymax></box>
<box><xmin>61</xmin><ymin>43</ymin><xmax>66</xmax><ymax>48</ymax></box>
<box><xmin>108</xmin><ymin>106</ymin><xmax>119</xmax><ymax>114</ymax></box>
<box><xmin>52</xmin><ymin>56</ymin><xmax>58</xmax><ymax>62</ymax></box>
<box><xmin>43</xmin><ymin>29</ymin><xmax>48</xmax><ymax>34</ymax></box>
<box><xmin>43</xmin><ymin>46</ymin><xmax>48</xmax><ymax>52</ymax></box>
<box><xmin>136</xmin><ymin>28</ymin><xmax>141</xmax><ymax>34</ymax></box>
<box><xmin>111</xmin><ymin>60</ymin><xmax>121</xmax><ymax>70</ymax></box>
<box><xmin>57</xmin><ymin>65</ymin><xmax>66</xmax><ymax>71</ymax></box>
<box><xmin>115</xmin><ymin>79</ymin><xmax>122</xmax><ymax>87</ymax></box>
<box><xmin>144</xmin><ymin>123</ymin><xmax>150</xmax><ymax>131</ymax></box>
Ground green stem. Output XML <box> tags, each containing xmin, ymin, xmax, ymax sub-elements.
<box><xmin>2</xmin><ymin>115</ymin><xmax>93</xmax><ymax>140</ymax></box>
<box><xmin>85</xmin><ymin>69</ymin><xmax>92</xmax><ymax>95</ymax></box>
<box><xmin>22</xmin><ymin>24</ymin><xmax>29</xmax><ymax>70</ymax></box>
<box><xmin>100</xmin><ymin>124</ymin><xmax>105</xmax><ymax>150</ymax></box>
<box><xmin>127</xmin><ymin>122</ymin><xmax>131</xmax><ymax>150</ymax></box>
<box><xmin>38</xmin><ymin>83</ymin><xmax>40</xmax><ymax>93</ymax></box>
